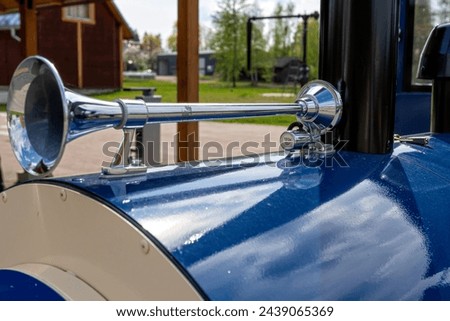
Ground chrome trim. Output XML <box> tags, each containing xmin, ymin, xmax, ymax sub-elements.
<box><xmin>7</xmin><ymin>56</ymin><xmax>343</xmax><ymax>177</ymax></box>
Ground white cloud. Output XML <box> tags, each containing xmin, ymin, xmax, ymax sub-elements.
<box><xmin>115</xmin><ymin>0</ymin><xmax>178</xmax><ymax>44</ymax></box>
<box><xmin>114</xmin><ymin>0</ymin><xmax>319</xmax><ymax>49</ymax></box>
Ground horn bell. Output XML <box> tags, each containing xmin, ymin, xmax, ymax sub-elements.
<box><xmin>7</xmin><ymin>56</ymin><xmax>68</xmax><ymax>176</ymax></box>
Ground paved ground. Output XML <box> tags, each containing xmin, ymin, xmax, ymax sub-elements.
<box><xmin>0</xmin><ymin>87</ymin><xmax>8</xmax><ymax>104</ymax></box>
<box><xmin>0</xmin><ymin>112</ymin><xmax>287</xmax><ymax>189</ymax></box>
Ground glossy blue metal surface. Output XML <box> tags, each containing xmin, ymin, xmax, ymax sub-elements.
<box><xmin>0</xmin><ymin>270</ymin><xmax>64</xmax><ymax>301</ymax></box>
<box><xmin>395</xmin><ymin>93</ymin><xmax>431</xmax><ymax>134</ymax></box>
<box><xmin>56</xmin><ymin>134</ymin><xmax>450</xmax><ymax>300</ymax></box>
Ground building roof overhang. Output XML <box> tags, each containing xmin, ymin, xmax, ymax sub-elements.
<box><xmin>0</xmin><ymin>0</ymin><xmax>132</xmax><ymax>38</ymax></box>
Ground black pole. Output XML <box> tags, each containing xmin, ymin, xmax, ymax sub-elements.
<box><xmin>247</xmin><ymin>18</ymin><xmax>253</xmax><ymax>71</ymax></box>
<box><xmin>246</xmin><ymin>13</ymin><xmax>319</xmax><ymax>72</ymax></box>
<box><xmin>320</xmin><ymin>0</ymin><xmax>400</xmax><ymax>154</ymax></box>
<box><xmin>302</xmin><ymin>17</ymin><xmax>308</xmax><ymax>64</ymax></box>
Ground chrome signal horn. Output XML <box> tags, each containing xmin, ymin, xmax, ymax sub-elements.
<box><xmin>7</xmin><ymin>56</ymin><xmax>342</xmax><ymax>177</ymax></box>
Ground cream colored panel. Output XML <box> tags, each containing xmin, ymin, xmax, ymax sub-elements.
<box><xmin>0</xmin><ymin>184</ymin><xmax>203</xmax><ymax>300</ymax></box>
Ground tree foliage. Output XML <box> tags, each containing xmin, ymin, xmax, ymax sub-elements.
<box><xmin>269</xmin><ymin>1</ymin><xmax>296</xmax><ymax>59</ymax></box>
<box><xmin>412</xmin><ymin>0</ymin><xmax>433</xmax><ymax>84</ymax></box>
<box><xmin>166</xmin><ymin>22</ymin><xmax>214</xmax><ymax>53</ymax></box>
<box><xmin>200</xmin><ymin>25</ymin><xmax>214</xmax><ymax>51</ymax></box>
<box><xmin>436</xmin><ymin>0</ymin><xmax>450</xmax><ymax>24</ymax></box>
<box><xmin>210</xmin><ymin>0</ymin><xmax>250</xmax><ymax>87</ymax></box>
<box><xmin>291</xmin><ymin>18</ymin><xmax>320</xmax><ymax>80</ymax></box>
<box><xmin>247</xmin><ymin>1</ymin><xmax>269</xmax><ymax>84</ymax></box>
<box><xmin>130</xmin><ymin>0</ymin><xmax>321</xmax><ymax>86</ymax></box>
<box><xmin>167</xmin><ymin>22</ymin><xmax>177</xmax><ymax>52</ymax></box>
<box><xmin>141</xmin><ymin>33</ymin><xmax>162</xmax><ymax>70</ymax></box>
<box><xmin>207</xmin><ymin>0</ymin><xmax>320</xmax><ymax>86</ymax></box>
<box><xmin>123</xmin><ymin>41</ymin><xmax>147</xmax><ymax>71</ymax></box>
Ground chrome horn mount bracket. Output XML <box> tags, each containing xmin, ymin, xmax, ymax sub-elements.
<box><xmin>101</xmin><ymin>128</ymin><xmax>148</xmax><ymax>177</ymax></box>
<box><xmin>279</xmin><ymin>80</ymin><xmax>343</xmax><ymax>160</ymax></box>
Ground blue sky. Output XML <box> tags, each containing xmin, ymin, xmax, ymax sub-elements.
<box><xmin>114</xmin><ymin>0</ymin><xmax>320</xmax><ymax>48</ymax></box>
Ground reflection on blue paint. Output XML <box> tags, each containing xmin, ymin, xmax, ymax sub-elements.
<box><xmin>190</xmin><ymin>180</ymin><xmax>430</xmax><ymax>300</ymax></box>
<box><xmin>60</xmin><ymin>134</ymin><xmax>450</xmax><ymax>300</ymax></box>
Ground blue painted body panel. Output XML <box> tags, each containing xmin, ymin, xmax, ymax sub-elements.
<box><xmin>0</xmin><ymin>270</ymin><xmax>64</xmax><ymax>301</ymax></box>
<box><xmin>395</xmin><ymin>92</ymin><xmax>431</xmax><ymax>134</ymax></box>
<box><xmin>54</xmin><ymin>134</ymin><xmax>450</xmax><ymax>300</ymax></box>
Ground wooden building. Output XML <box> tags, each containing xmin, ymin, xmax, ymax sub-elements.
<box><xmin>1</xmin><ymin>0</ymin><xmax>200</xmax><ymax>162</ymax></box>
<box><xmin>0</xmin><ymin>12</ymin><xmax>21</xmax><ymax>86</ymax></box>
<box><xmin>157</xmin><ymin>51</ymin><xmax>216</xmax><ymax>76</ymax></box>
<box><xmin>0</xmin><ymin>0</ymin><xmax>132</xmax><ymax>89</ymax></box>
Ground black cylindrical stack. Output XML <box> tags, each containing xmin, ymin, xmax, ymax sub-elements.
<box><xmin>320</xmin><ymin>0</ymin><xmax>400</xmax><ymax>154</ymax></box>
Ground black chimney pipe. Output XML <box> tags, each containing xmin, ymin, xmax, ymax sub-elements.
<box><xmin>320</xmin><ymin>0</ymin><xmax>400</xmax><ymax>154</ymax></box>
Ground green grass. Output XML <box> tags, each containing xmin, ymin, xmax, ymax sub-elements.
<box><xmin>218</xmin><ymin>115</ymin><xmax>295</xmax><ymax>126</ymax></box>
<box><xmin>96</xmin><ymin>78</ymin><xmax>296</xmax><ymax>102</ymax></box>
<box><xmin>1</xmin><ymin>78</ymin><xmax>299</xmax><ymax>126</ymax></box>
<box><xmin>95</xmin><ymin>78</ymin><xmax>297</xmax><ymax>126</ymax></box>
<box><xmin>95</xmin><ymin>78</ymin><xmax>178</xmax><ymax>102</ymax></box>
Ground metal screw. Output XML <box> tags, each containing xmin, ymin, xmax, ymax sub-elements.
<box><xmin>140</xmin><ymin>239</ymin><xmax>150</xmax><ymax>254</ymax></box>
<box><xmin>60</xmin><ymin>190</ymin><xmax>67</xmax><ymax>201</ymax></box>
<box><xmin>131</xmin><ymin>158</ymin><xmax>142</xmax><ymax>166</ymax></box>
<box><xmin>1</xmin><ymin>192</ymin><xmax>7</xmax><ymax>204</ymax></box>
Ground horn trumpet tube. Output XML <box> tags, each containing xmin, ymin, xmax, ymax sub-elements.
<box><xmin>7</xmin><ymin>56</ymin><xmax>342</xmax><ymax>176</ymax></box>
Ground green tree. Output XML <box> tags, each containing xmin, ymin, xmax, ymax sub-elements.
<box><xmin>142</xmin><ymin>33</ymin><xmax>162</xmax><ymax>70</ymax></box>
<box><xmin>167</xmin><ymin>22</ymin><xmax>214</xmax><ymax>52</ymax></box>
<box><xmin>412</xmin><ymin>0</ymin><xmax>433</xmax><ymax>84</ymax></box>
<box><xmin>269</xmin><ymin>1</ymin><xmax>296</xmax><ymax>59</ymax></box>
<box><xmin>123</xmin><ymin>41</ymin><xmax>147</xmax><ymax>71</ymax></box>
<box><xmin>292</xmin><ymin>18</ymin><xmax>320</xmax><ymax>80</ymax></box>
<box><xmin>270</xmin><ymin>3</ymin><xmax>285</xmax><ymax>59</ymax></box>
<box><xmin>200</xmin><ymin>25</ymin><xmax>214</xmax><ymax>51</ymax></box>
<box><xmin>167</xmin><ymin>22</ymin><xmax>177</xmax><ymax>52</ymax></box>
<box><xmin>247</xmin><ymin>2</ymin><xmax>270</xmax><ymax>85</ymax></box>
<box><xmin>211</xmin><ymin>0</ymin><xmax>249</xmax><ymax>87</ymax></box>
<box><xmin>131</xmin><ymin>28</ymin><xmax>140</xmax><ymax>42</ymax></box>
<box><xmin>436</xmin><ymin>0</ymin><xmax>450</xmax><ymax>23</ymax></box>
<box><xmin>305</xmin><ymin>19</ymin><xmax>320</xmax><ymax>80</ymax></box>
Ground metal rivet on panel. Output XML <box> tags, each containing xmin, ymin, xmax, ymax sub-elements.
<box><xmin>60</xmin><ymin>190</ymin><xmax>67</xmax><ymax>202</ymax></box>
<box><xmin>140</xmin><ymin>239</ymin><xmax>150</xmax><ymax>254</ymax></box>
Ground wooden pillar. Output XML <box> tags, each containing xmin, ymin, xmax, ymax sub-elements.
<box><xmin>177</xmin><ymin>0</ymin><xmax>199</xmax><ymax>162</ymax></box>
<box><xmin>19</xmin><ymin>0</ymin><xmax>38</xmax><ymax>56</ymax></box>
<box><xmin>118</xmin><ymin>25</ymin><xmax>124</xmax><ymax>87</ymax></box>
<box><xmin>76</xmin><ymin>22</ymin><xmax>83</xmax><ymax>88</ymax></box>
